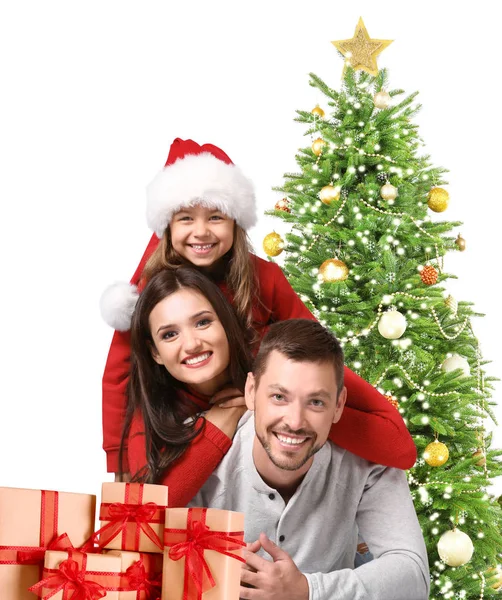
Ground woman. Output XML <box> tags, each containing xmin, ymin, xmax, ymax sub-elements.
<box><xmin>120</xmin><ymin>266</ymin><xmax>416</xmax><ymax>508</ymax></box>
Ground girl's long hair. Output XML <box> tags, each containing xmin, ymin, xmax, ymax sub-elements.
<box><xmin>119</xmin><ymin>266</ymin><xmax>253</xmax><ymax>483</ymax></box>
<box><xmin>142</xmin><ymin>222</ymin><xmax>257</xmax><ymax>335</ymax></box>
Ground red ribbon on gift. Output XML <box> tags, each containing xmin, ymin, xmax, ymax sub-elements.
<box><xmin>29</xmin><ymin>550</ymin><xmax>122</xmax><ymax>600</ymax></box>
<box><xmin>164</xmin><ymin>508</ymin><xmax>246</xmax><ymax>600</ymax></box>
<box><xmin>0</xmin><ymin>489</ymin><xmax>80</xmax><ymax>580</ymax></box>
<box><xmin>92</xmin><ymin>483</ymin><xmax>165</xmax><ymax>551</ymax></box>
<box><xmin>122</xmin><ymin>558</ymin><xmax>163</xmax><ymax>600</ymax></box>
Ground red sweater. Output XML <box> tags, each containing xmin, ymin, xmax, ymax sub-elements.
<box><xmin>102</xmin><ymin>234</ymin><xmax>417</xmax><ymax>502</ymax></box>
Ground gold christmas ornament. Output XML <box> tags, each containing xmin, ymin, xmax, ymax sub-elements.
<box><xmin>311</xmin><ymin>105</ymin><xmax>325</xmax><ymax>118</ymax></box>
<box><xmin>486</xmin><ymin>567</ymin><xmax>502</xmax><ymax>590</ymax></box>
<box><xmin>274</xmin><ymin>198</ymin><xmax>291</xmax><ymax>213</ymax></box>
<box><xmin>424</xmin><ymin>440</ymin><xmax>449</xmax><ymax>467</ymax></box>
<box><xmin>378</xmin><ymin>310</ymin><xmax>407</xmax><ymax>340</ymax></box>
<box><xmin>312</xmin><ymin>138</ymin><xmax>326</xmax><ymax>156</ymax></box>
<box><xmin>445</xmin><ymin>295</ymin><xmax>458</xmax><ymax>317</ymax></box>
<box><xmin>331</xmin><ymin>17</ymin><xmax>393</xmax><ymax>76</ymax></box>
<box><xmin>380</xmin><ymin>183</ymin><xmax>398</xmax><ymax>201</ymax></box>
<box><xmin>427</xmin><ymin>187</ymin><xmax>450</xmax><ymax>212</ymax></box>
<box><xmin>455</xmin><ymin>233</ymin><xmax>466</xmax><ymax>252</ymax></box>
<box><xmin>319</xmin><ymin>184</ymin><xmax>341</xmax><ymax>205</ymax></box>
<box><xmin>420</xmin><ymin>265</ymin><xmax>438</xmax><ymax>286</ymax></box>
<box><xmin>472</xmin><ymin>448</ymin><xmax>486</xmax><ymax>466</ymax></box>
<box><xmin>437</xmin><ymin>528</ymin><xmax>474</xmax><ymax>567</ymax></box>
<box><xmin>373</xmin><ymin>90</ymin><xmax>392</xmax><ymax>109</ymax></box>
<box><xmin>262</xmin><ymin>232</ymin><xmax>284</xmax><ymax>257</ymax></box>
<box><xmin>319</xmin><ymin>258</ymin><xmax>349</xmax><ymax>282</ymax></box>
<box><xmin>441</xmin><ymin>353</ymin><xmax>471</xmax><ymax>377</ymax></box>
<box><xmin>384</xmin><ymin>394</ymin><xmax>399</xmax><ymax>409</ymax></box>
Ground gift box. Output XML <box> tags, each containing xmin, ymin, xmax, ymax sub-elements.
<box><xmin>94</xmin><ymin>483</ymin><xmax>168</xmax><ymax>553</ymax></box>
<box><xmin>163</xmin><ymin>507</ymin><xmax>245</xmax><ymax>600</ymax></box>
<box><xmin>29</xmin><ymin>549</ymin><xmax>122</xmax><ymax>599</ymax></box>
<box><xmin>107</xmin><ymin>550</ymin><xmax>163</xmax><ymax>599</ymax></box>
<box><xmin>0</xmin><ymin>487</ymin><xmax>95</xmax><ymax>600</ymax></box>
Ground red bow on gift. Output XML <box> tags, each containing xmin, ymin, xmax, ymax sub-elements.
<box><xmin>93</xmin><ymin>502</ymin><xmax>164</xmax><ymax>550</ymax></box>
<box><xmin>29</xmin><ymin>557</ymin><xmax>107</xmax><ymax>600</ymax></box>
<box><xmin>124</xmin><ymin>559</ymin><xmax>162</xmax><ymax>598</ymax></box>
<box><xmin>165</xmin><ymin>512</ymin><xmax>246</xmax><ymax>600</ymax></box>
<box><xmin>17</xmin><ymin>533</ymin><xmax>74</xmax><ymax>565</ymax></box>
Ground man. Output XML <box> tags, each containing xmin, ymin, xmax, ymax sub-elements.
<box><xmin>188</xmin><ymin>319</ymin><xmax>429</xmax><ymax>600</ymax></box>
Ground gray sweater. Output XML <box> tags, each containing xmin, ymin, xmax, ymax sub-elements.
<box><xmin>188</xmin><ymin>412</ymin><xmax>429</xmax><ymax>600</ymax></box>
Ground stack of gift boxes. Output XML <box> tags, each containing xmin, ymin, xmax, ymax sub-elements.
<box><xmin>0</xmin><ymin>482</ymin><xmax>245</xmax><ymax>599</ymax></box>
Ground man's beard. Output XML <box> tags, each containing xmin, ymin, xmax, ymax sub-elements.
<box><xmin>256</xmin><ymin>426</ymin><xmax>323</xmax><ymax>471</ymax></box>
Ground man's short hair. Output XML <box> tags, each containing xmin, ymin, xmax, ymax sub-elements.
<box><xmin>253</xmin><ymin>319</ymin><xmax>344</xmax><ymax>394</ymax></box>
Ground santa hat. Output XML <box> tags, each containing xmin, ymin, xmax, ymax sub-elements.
<box><xmin>100</xmin><ymin>138</ymin><xmax>256</xmax><ymax>331</ymax></box>
<box><xmin>146</xmin><ymin>137</ymin><xmax>257</xmax><ymax>237</ymax></box>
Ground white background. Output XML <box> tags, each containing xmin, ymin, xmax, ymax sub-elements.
<box><xmin>1</xmin><ymin>1</ymin><xmax>501</xmax><ymax>499</ymax></box>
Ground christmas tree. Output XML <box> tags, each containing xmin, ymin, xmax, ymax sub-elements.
<box><xmin>265</xmin><ymin>18</ymin><xmax>502</xmax><ymax>599</ymax></box>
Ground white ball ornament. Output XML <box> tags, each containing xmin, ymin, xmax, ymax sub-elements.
<box><xmin>437</xmin><ymin>528</ymin><xmax>474</xmax><ymax>567</ymax></box>
<box><xmin>441</xmin><ymin>354</ymin><xmax>471</xmax><ymax>377</ymax></box>
<box><xmin>378</xmin><ymin>310</ymin><xmax>407</xmax><ymax>340</ymax></box>
<box><xmin>374</xmin><ymin>90</ymin><xmax>392</xmax><ymax>109</ymax></box>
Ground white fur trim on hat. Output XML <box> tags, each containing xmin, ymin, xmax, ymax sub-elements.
<box><xmin>100</xmin><ymin>281</ymin><xmax>139</xmax><ymax>331</ymax></box>
<box><xmin>146</xmin><ymin>152</ymin><xmax>257</xmax><ymax>237</ymax></box>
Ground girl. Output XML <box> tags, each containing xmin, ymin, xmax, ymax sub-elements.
<box><xmin>101</xmin><ymin>137</ymin><xmax>416</xmax><ymax>500</ymax></box>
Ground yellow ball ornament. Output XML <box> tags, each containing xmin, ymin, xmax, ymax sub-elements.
<box><xmin>455</xmin><ymin>233</ymin><xmax>466</xmax><ymax>252</ymax></box>
<box><xmin>487</xmin><ymin>567</ymin><xmax>502</xmax><ymax>590</ymax></box>
<box><xmin>427</xmin><ymin>187</ymin><xmax>449</xmax><ymax>212</ymax></box>
<box><xmin>424</xmin><ymin>440</ymin><xmax>449</xmax><ymax>467</ymax></box>
<box><xmin>373</xmin><ymin>90</ymin><xmax>392</xmax><ymax>109</ymax></box>
<box><xmin>472</xmin><ymin>448</ymin><xmax>486</xmax><ymax>466</ymax></box>
<box><xmin>319</xmin><ymin>185</ymin><xmax>341</xmax><ymax>205</ymax></box>
<box><xmin>311</xmin><ymin>105</ymin><xmax>325</xmax><ymax>118</ymax></box>
<box><xmin>319</xmin><ymin>258</ymin><xmax>349</xmax><ymax>282</ymax></box>
<box><xmin>380</xmin><ymin>183</ymin><xmax>398</xmax><ymax>201</ymax></box>
<box><xmin>262</xmin><ymin>232</ymin><xmax>284</xmax><ymax>257</ymax></box>
<box><xmin>312</xmin><ymin>138</ymin><xmax>326</xmax><ymax>156</ymax></box>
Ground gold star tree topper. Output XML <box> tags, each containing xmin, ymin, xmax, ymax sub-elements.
<box><xmin>332</xmin><ymin>18</ymin><xmax>393</xmax><ymax>76</ymax></box>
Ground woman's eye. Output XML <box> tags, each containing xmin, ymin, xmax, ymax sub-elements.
<box><xmin>162</xmin><ymin>330</ymin><xmax>178</xmax><ymax>340</ymax></box>
<box><xmin>196</xmin><ymin>318</ymin><xmax>212</xmax><ymax>328</ymax></box>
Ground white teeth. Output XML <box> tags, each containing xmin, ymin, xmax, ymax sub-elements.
<box><xmin>185</xmin><ymin>352</ymin><xmax>211</xmax><ymax>366</ymax></box>
<box><xmin>276</xmin><ymin>434</ymin><xmax>306</xmax><ymax>445</ymax></box>
<box><xmin>191</xmin><ymin>244</ymin><xmax>214</xmax><ymax>250</ymax></box>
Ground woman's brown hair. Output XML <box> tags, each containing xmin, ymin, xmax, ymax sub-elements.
<box><xmin>119</xmin><ymin>266</ymin><xmax>253</xmax><ymax>483</ymax></box>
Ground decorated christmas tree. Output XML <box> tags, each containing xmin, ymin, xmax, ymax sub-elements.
<box><xmin>266</xmin><ymin>18</ymin><xmax>502</xmax><ymax>599</ymax></box>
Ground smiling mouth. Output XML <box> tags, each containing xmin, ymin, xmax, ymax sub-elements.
<box><xmin>273</xmin><ymin>432</ymin><xmax>311</xmax><ymax>447</ymax></box>
<box><xmin>182</xmin><ymin>351</ymin><xmax>213</xmax><ymax>367</ymax></box>
<box><xmin>189</xmin><ymin>243</ymin><xmax>217</xmax><ymax>254</ymax></box>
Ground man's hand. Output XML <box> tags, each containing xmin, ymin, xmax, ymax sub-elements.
<box><xmin>239</xmin><ymin>533</ymin><xmax>309</xmax><ymax>600</ymax></box>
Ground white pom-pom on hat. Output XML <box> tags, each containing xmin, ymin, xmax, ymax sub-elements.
<box><xmin>100</xmin><ymin>281</ymin><xmax>139</xmax><ymax>331</ymax></box>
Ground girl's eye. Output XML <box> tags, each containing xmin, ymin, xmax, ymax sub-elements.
<box><xmin>161</xmin><ymin>330</ymin><xmax>178</xmax><ymax>340</ymax></box>
<box><xmin>209</xmin><ymin>215</ymin><xmax>224</xmax><ymax>221</ymax></box>
<box><xmin>196</xmin><ymin>318</ymin><xmax>212</xmax><ymax>328</ymax></box>
<box><xmin>178</xmin><ymin>216</ymin><xmax>192</xmax><ymax>221</ymax></box>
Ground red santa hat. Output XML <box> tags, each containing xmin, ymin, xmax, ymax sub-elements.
<box><xmin>100</xmin><ymin>138</ymin><xmax>257</xmax><ymax>331</ymax></box>
<box><xmin>147</xmin><ymin>137</ymin><xmax>257</xmax><ymax>236</ymax></box>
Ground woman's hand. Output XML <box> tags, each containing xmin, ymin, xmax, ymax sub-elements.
<box><xmin>205</xmin><ymin>388</ymin><xmax>247</xmax><ymax>438</ymax></box>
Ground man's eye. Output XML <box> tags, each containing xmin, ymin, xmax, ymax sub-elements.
<box><xmin>273</xmin><ymin>394</ymin><xmax>285</xmax><ymax>401</ymax></box>
<box><xmin>310</xmin><ymin>399</ymin><xmax>325</xmax><ymax>408</ymax></box>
